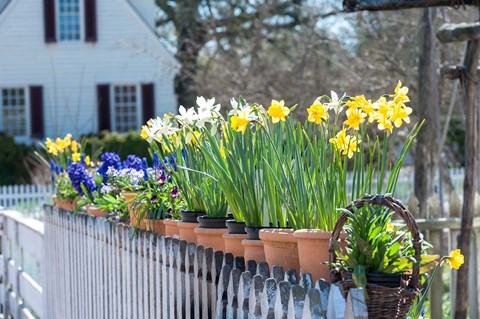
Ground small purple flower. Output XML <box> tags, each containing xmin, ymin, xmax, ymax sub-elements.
<box><xmin>171</xmin><ymin>185</ymin><xmax>179</xmax><ymax>199</ymax></box>
<box><xmin>150</xmin><ymin>195</ymin><xmax>158</xmax><ymax>204</ymax></box>
<box><xmin>122</xmin><ymin>155</ymin><xmax>143</xmax><ymax>171</ymax></box>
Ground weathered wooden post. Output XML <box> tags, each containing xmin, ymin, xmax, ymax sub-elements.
<box><xmin>437</xmin><ymin>22</ymin><xmax>480</xmax><ymax>319</ymax></box>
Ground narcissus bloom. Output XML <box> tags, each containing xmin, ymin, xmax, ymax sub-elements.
<box><xmin>307</xmin><ymin>99</ymin><xmax>329</xmax><ymax>124</ymax></box>
<box><xmin>72</xmin><ymin>152</ymin><xmax>81</xmax><ymax>162</ymax></box>
<box><xmin>344</xmin><ymin>108</ymin><xmax>366</xmax><ymax>130</ymax></box>
<box><xmin>390</xmin><ymin>103</ymin><xmax>412</xmax><ymax>128</ymax></box>
<box><xmin>230</xmin><ymin>106</ymin><xmax>256</xmax><ymax>133</ymax></box>
<box><xmin>446</xmin><ymin>249</ymin><xmax>464</xmax><ymax>270</ymax></box>
<box><xmin>392</xmin><ymin>81</ymin><xmax>410</xmax><ymax>105</ymax></box>
<box><xmin>267</xmin><ymin>100</ymin><xmax>290</xmax><ymax>124</ymax></box>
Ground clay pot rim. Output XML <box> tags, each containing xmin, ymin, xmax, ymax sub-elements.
<box><xmin>194</xmin><ymin>227</ymin><xmax>228</xmax><ymax>235</ymax></box>
<box><xmin>222</xmin><ymin>233</ymin><xmax>247</xmax><ymax>239</ymax></box>
<box><xmin>163</xmin><ymin>219</ymin><xmax>179</xmax><ymax>225</ymax></box>
<box><xmin>177</xmin><ymin>221</ymin><xmax>199</xmax><ymax>228</ymax></box>
<box><xmin>259</xmin><ymin>228</ymin><xmax>296</xmax><ymax>243</ymax></box>
<box><xmin>294</xmin><ymin>229</ymin><xmax>347</xmax><ymax>240</ymax></box>
<box><xmin>241</xmin><ymin>238</ymin><xmax>264</xmax><ymax>246</ymax></box>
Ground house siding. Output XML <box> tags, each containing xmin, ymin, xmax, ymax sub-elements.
<box><xmin>0</xmin><ymin>0</ymin><xmax>178</xmax><ymax>141</ymax></box>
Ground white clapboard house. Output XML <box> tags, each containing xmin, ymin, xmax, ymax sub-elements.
<box><xmin>0</xmin><ymin>0</ymin><xmax>178</xmax><ymax>142</ymax></box>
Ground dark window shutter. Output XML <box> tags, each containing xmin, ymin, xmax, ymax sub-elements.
<box><xmin>142</xmin><ymin>83</ymin><xmax>155</xmax><ymax>124</ymax></box>
<box><xmin>84</xmin><ymin>0</ymin><xmax>97</xmax><ymax>42</ymax></box>
<box><xmin>97</xmin><ymin>84</ymin><xmax>111</xmax><ymax>131</ymax></box>
<box><xmin>43</xmin><ymin>0</ymin><xmax>56</xmax><ymax>43</ymax></box>
<box><xmin>29</xmin><ymin>86</ymin><xmax>45</xmax><ymax>138</ymax></box>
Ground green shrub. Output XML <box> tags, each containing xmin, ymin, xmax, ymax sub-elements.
<box><xmin>0</xmin><ymin>133</ymin><xmax>33</xmax><ymax>185</ymax></box>
<box><xmin>83</xmin><ymin>130</ymin><xmax>151</xmax><ymax>161</ymax></box>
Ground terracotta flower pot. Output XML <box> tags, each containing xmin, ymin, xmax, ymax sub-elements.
<box><xmin>145</xmin><ymin>219</ymin><xmax>166</xmax><ymax>235</ymax></box>
<box><xmin>177</xmin><ymin>221</ymin><xmax>199</xmax><ymax>244</ymax></box>
<box><xmin>53</xmin><ymin>195</ymin><xmax>75</xmax><ymax>211</ymax></box>
<box><xmin>86</xmin><ymin>205</ymin><xmax>108</xmax><ymax>218</ymax></box>
<box><xmin>260</xmin><ymin>228</ymin><xmax>300</xmax><ymax>273</ymax></box>
<box><xmin>294</xmin><ymin>229</ymin><xmax>347</xmax><ymax>283</ymax></box>
<box><xmin>242</xmin><ymin>239</ymin><xmax>266</xmax><ymax>263</ymax></box>
<box><xmin>163</xmin><ymin>219</ymin><xmax>180</xmax><ymax>237</ymax></box>
<box><xmin>223</xmin><ymin>233</ymin><xmax>246</xmax><ymax>257</ymax></box>
<box><xmin>195</xmin><ymin>227</ymin><xmax>228</xmax><ymax>251</ymax></box>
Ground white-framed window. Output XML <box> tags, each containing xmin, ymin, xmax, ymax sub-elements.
<box><xmin>57</xmin><ymin>0</ymin><xmax>82</xmax><ymax>41</ymax></box>
<box><xmin>112</xmin><ymin>85</ymin><xmax>141</xmax><ymax>132</ymax></box>
<box><xmin>0</xmin><ymin>88</ymin><xmax>29</xmax><ymax>137</ymax></box>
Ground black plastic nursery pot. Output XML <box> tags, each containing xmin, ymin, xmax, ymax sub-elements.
<box><xmin>180</xmin><ymin>210</ymin><xmax>206</xmax><ymax>223</ymax></box>
<box><xmin>197</xmin><ymin>216</ymin><xmax>229</xmax><ymax>229</ymax></box>
<box><xmin>225</xmin><ymin>219</ymin><xmax>246</xmax><ymax>234</ymax></box>
<box><xmin>345</xmin><ymin>271</ymin><xmax>402</xmax><ymax>288</ymax></box>
<box><xmin>245</xmin><ymin>226</ymin><xmax>271</xmax><ymax>240</ymax></box>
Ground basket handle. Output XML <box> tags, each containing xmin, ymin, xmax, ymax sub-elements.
<box><xmin>329</xmin><ymin>194</ymin><xmax>421</xmax><ymax>290</ymax></box>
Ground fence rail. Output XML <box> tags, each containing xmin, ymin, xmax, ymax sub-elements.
<box><xmin>0</xmin><ymin>210</ymin><xmax>44</xmax><ymax>319</ymax></box>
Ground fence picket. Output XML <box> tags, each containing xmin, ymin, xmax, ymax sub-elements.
<box><xmin>274</xmin><ymin>281</ymin><xmax>291</xmax><ymax>319</ymax></box>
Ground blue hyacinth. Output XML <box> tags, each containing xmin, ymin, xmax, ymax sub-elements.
<box><xmin>97</xmin><ymin>152</ymin><xmax>121</xmax><ymax>182</ymax></box>
<box><xmin>142</xmin><ymin>158</ymin><xmax>149</xmax><ymax>182</ymax></box>
<box><xmin>68</xmin><ymin>162</ymin><xmax>97</xmax><ymax>196</ymax></box>
<box><xmin>122</xmin><ymin>155</ymin><xmax>143</xmax><ymax>171</ymax></box>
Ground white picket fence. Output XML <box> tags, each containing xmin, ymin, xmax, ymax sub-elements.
<box><xmin>0</xmin><ymin>184</ymin><xmax>53</xmax><ymax>220</ymax></box>
<box><xmin>0</xmin><ymin>209</ymin><xmax>44</xmax><ymax>319</ymax></box>
<box><xmin>0</xmin><ymin>206</ymin><xmax>367</xmax><ymax>319</ymax></box>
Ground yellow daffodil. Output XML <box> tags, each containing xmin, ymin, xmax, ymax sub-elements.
<box><xmin>377</xmin><ymin>118</ymin><xmax>394</xmax><ymax>133</ymax></box>
<box><xmin>55</xmin><ymin>138</ymin><xmax>66</xmax><ymax>153</ymax></box>
<box><xmin>344</xmin><ymin>108</ymin><xmax>366</xmax><ymax>130</ymax></box>
<box><xmin>267</xmin><ymin>100</ymin><xmax>290</xmax><ymax>124</ymax></box>
<box><xmin>329</xmin><ymin>128</ymin><xmax>348</xmax><ymax>151</ymax></box>
<box><xmin>307</xmin><ymin>100</ymin><xmax>329</xmax><ymax>124</ymax></box>
<box><xmin>386</xmin><ymin>223</ymin><xmax>395</xmax><ymax>231</ymax></box>
<box><xmin>390</xmin><ymin>103</ymin><xmax>412</xmax><ymax>128</ymax></box>
<box><xmin>230</xmin><ymin>107</ymin><xmax>254</xmax><ymax>134</ymax></box>
<box><xmin>374</xmin><ymin>96</ymin><xmax>393</xmax><ymax>123</ymax></box>
<box><xmin>446</xmin><ymin>249</ymin><xmax>464</xmax><ymax>270</ymax></box>
<box><xmin>342</xmin><ymin>134</ymin><xmax>361</xmax><ymax>159</ymax></box>
<box><xmin>72</xmin><ymin>152</ymin><xmax>81</xmax><ymax>162</ymax></box>
<box><xmin>392</xmin><ymin>81</ymin><xmax>410</xmax><ymax>105</ymax></box>
<box><xmin>85</xmin><ymin>155</ymin><xmax>91</xmax><ymax>166</ymax></box>
<box><xmin>71</xmin><ymin>140</ymin><xmax>78</xmax><ymax>153</ymax></box>
<box><xmin>140</xmin><ymin>126</ymin><xmax>149</xmax><ymax>140</ymax></box>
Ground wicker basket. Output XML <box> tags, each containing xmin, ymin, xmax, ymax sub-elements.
<box><xmin>329</xmin><ymin>194</ymin><xmax>421</xmax><ymax>319</ymax></box>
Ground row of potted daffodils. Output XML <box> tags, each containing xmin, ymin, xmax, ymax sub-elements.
<box><xmin>137</xmin><ymin>82</ymin><xmax>425</xmax><ymax>282</ymax></box>
<box><xmin>44</xmin><ymin>83</ymin><xmax>466</xmax><ymax>317</ymax></box>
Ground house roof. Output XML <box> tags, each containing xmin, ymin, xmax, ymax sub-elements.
<box><xmin>0</xmin><ymin>0</ymin><xmax>11</xmax><ymax>15</ymax></box>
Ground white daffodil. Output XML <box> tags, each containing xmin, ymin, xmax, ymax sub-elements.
<box><xmin>326</xmin><ymin>91</ymin><xmax>346</xmax><ymax>114</ymax></box>
<box><xmin>176</xmin><ymin>105</ymin><xmax>198</xmax><ymax>126</ymax></box>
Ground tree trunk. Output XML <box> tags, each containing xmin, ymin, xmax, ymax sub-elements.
<box><xmin>455</xmin><ymin>39</ymin><xmax>480</xmax><ymax>319</ymax></box>
<box><xmin>173</xmin><ymin>0</ymin><xmax>205</xmax><ymax>109</ymax></box>
<box><xmin>414</xmin><ymin>8</ymin><xmax>438</xmax><ymax>218</ymax></box>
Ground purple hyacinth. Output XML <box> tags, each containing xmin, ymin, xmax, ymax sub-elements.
<box><xmin>68</xmin><ymin>162</ymin><xmax>97</xmax><ymax>196</ymax></box>
<box><xmin>122</xmin><ymin>155</ymin><xmax>143</xmax><ymax>171</ymax></box>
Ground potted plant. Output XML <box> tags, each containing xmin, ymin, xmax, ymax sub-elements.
<box><xmin>100</xmin><ymin>153</ymin><xmax>148</xmax><ymax>228</ymax></box>
<box><xmin>200</xmin><ymin>98</ymin><xmax>287</xmax><ymax>261</ymax></box>
<box><xmin>330</xmin><ymin>195</ymin><xmax>436</xmax><ymax>318</ymax></box>
<box><xmin>258</xmin><ymin>83</ymin><xmax>422</xmax><ymax>280</ymax></box>
<box><xmin>131</xmin><ymin>153</ymin><xmax>186</xmax><ymax>235</ymax></box>
<box><xmin>40</xmin><ymin>134</ymin><xmax>83</xmax><ymax>211</ymax></box>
